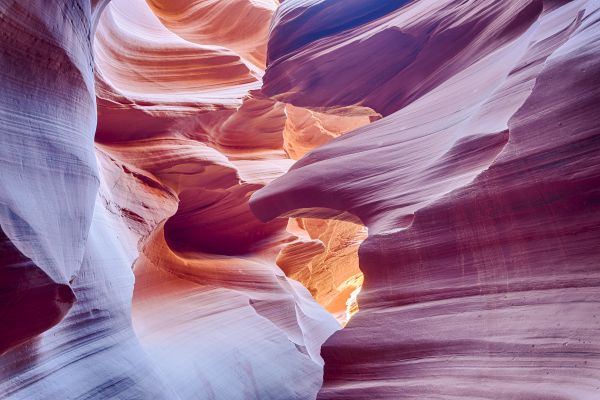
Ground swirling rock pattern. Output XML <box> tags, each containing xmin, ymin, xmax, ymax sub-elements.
<box><xmin>2</xmin><ymin>0</ymin><xmax>340</xmax><ymax>399</ymax></box>
<box><xmin>146</xmin><ymin>0</ymin><xmax>277</xmax><ymax>67</ymax></box>
<box><xmin>252</xmin><ymin>0</ymin><xmax>600</xmax><ymax>398</ymax></box>
<box><xmin>2</xmin><ymin>0</ymin><xmax>599</xmax><ymax>399</ymax></box>
<box><xmin>0</xmin><ymin>0</ymin><xmax>97</xmax><ymax>354</ymax></box>
<box><xmin>264</xmin><ymin>0</ymin><xmax>547</xmax><ymax>116</ymax></box>
<box><xmin>94</xmin><ymin>1</ymin><xmax>340</xmax><ymax>399</ymax></box>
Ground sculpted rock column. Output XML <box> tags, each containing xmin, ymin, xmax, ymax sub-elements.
<box><xmin>92</xmin><ymin>0</ymin><xmax>340</xmax><ymax>399</ymax></box>
<box><xmin>0</xmin><ymin>0</ymin><xmax>97</xmax><ymax>354</ymax></box>
<box><xmin>0</xmin><ymin>1</ymin><xmax>178</xmax><ymax>398</ymax></box>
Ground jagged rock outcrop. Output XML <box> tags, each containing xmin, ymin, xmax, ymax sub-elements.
<box><xmin>252</xmin><ymin>0</ymin><xmax>600</xmax><ymax>398</ymax></box>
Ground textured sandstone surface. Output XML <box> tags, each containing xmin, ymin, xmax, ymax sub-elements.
<box><xmin>146</xmin><ymin>0</ymin><xmax>277</xmax><ymax>67</ymax></box>
<box><xmin>1</xmin><ymin>0</ymin><xmax>341</xmax><ymax>399</ymax></box>
<box><xmin>252</xmin><ymin>0</ymin><xmax>600</xmax><ymax>398</ymax></box>
<box><xmin>0</xmin><ymin>0</ymin><xmax>98</xmax><ymax>355</ymax></box>
<box><xmin>2</xmin><ymin>0</ymin><xmax>599</xmax><ymax>399</ymax></box>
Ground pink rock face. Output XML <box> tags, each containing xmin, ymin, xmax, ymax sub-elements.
<box><xmin>146</xmin><ymin>0</ymin><xmax>277</xmax><ymax>67</ymax></box>
<box><xmin>2</xmin><ymin>0</ymin><xmax>340</xmax><ymax>399</ymax></box>
<box><xmin>94</xmin><ymin>1</ymin><xmax>340</xmax><ymax>398</ymax></box>
<box><xmin>252</xmin><ymin>0</ymin><xmax>600</xmax><ymax>398</ymax></box>
<box><xmin>2</xmin><ymin>0</ymin><xmax>599</xmax><ymax>399</ymax></box>
<box><xmin>94</xmin><ymin>0</ymin><xmax>262</xmax><ymax>143</ymax></box>
<box><xmin>264</xmin><ymin>0</ymin><xmax>545</xmax><ymax>116</ymax></box>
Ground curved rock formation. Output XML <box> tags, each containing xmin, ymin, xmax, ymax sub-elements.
<box><xmin>93</xmin><ymin>1</ymin><xmax>340</xmax><ymax>398</ymax></box>
<box><xmin>94</xmin><ymin>0</ymin><xmax>261</xmax><ymax>143</ymax></box>
<box><xmin>252</xmin><ymin>0</ymin><xmax>600</xmax><ymax>398</ymax></box>
<box><xmin>0</xmin><ymin>0</ymin><xmax>97</xmax><ymax>354</ymax></box>
<box><xmin>2</xmin><ymin>0</ymin><xmax>339</xmax><ymax>399</ymax></box>
<box><xmin>146</xmin><ymin>0</ymin><xmax>277</xmax><ymax>67</ymax></box>
<box><xmin>264</xmin><ymin>0</ymin><xmax>546</xmax><ymax>116</ymax></box>
<box><xmin>275</xmin><ymin>104</ymin><xmax>374</xmax><ymax>321</ymax></box>
<box><xmin>0</xmin><ymin>4</ymin><xmax>176</xmax><ymax>397</ymax></box>
<box><xmin>3</xmin><ymin>0</ymin><xmax>599</xmax><ymax>399</ymax></box>
<box><xmin>276</xmin><ymin>217</ymin><xmax>366</xmax><ymax>322</ymax></box>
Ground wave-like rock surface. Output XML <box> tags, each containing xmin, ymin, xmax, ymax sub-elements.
<box><xmin>276</xmin><ymin>104</ymin><xmax>374</xmax><ymax>321</ymax></box>
<box><xmin>0</xmin><ymin>0</ymin><xmax>97</xmax><ymax>354</ymax></box>
<box><xmin>252</xmin><ymin>0</ymin><xmax>600</xmax><ymax>398</ymax></box>
<box><xmin>94</xmin><ymin>0</ymin><xmax>262</xmax><ymax>143</ymax></box>
<box><xmin>3</xmin><ymin>0</ymin><xmax>599</xmax><ymax>399</ymax></box>
<box><xmin>146</xmin><ymin>0</ymin><xmax>277</xmax><ymax>67</ymax></box>
<box><xmin>2</xmin><ymin>0</ymin><xmax>340</xmax><ymax>399</ymax></box>
<box><xmin>264</xmin><ymin>0</ymin><xmax>548</xmax><ymax>116</ymax></box>
<box><xmin>94</xmin><ymin>1</ymin><xmax>340</xmax><ymax>398</ymax></box>
<box><xmin>1</xmin><ymin>3</ymin><xmax>175</xmax><ymax>398</ymax></box>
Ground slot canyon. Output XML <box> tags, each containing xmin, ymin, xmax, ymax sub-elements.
<box><xmin>1</xmin><ymin>0</ymin><xmax>599</xmax><ymax>399</ymax></box>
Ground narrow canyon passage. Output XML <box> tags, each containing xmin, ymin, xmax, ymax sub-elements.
<box><xmin>1</xmin><ymin>0</ymin><xmax>600</xmax><ymax>400</ymax></box>
<box><xmin>94</xmin><ymin>0</ymin><xmax>373</xmax><ymax>397</ymax></box>
<box><xmin>2</xmin><ymin>0</ymin><xmax>372</xmax><ymax>398</ymax></box>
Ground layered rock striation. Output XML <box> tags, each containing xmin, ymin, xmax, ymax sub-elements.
<box><xmin>2</xmin><ymin>0</ymin><xmax>599</xmax><ymax>399</ymax></box>
<box><xmin>1</xmin><ymin>0</ymin><xmax>345</xmax><ymax>398</ymax></box>
<box><xmin>252</xmin><ymin>0</ymin><xmax>600</xmax><ymax>398</ymax></box>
